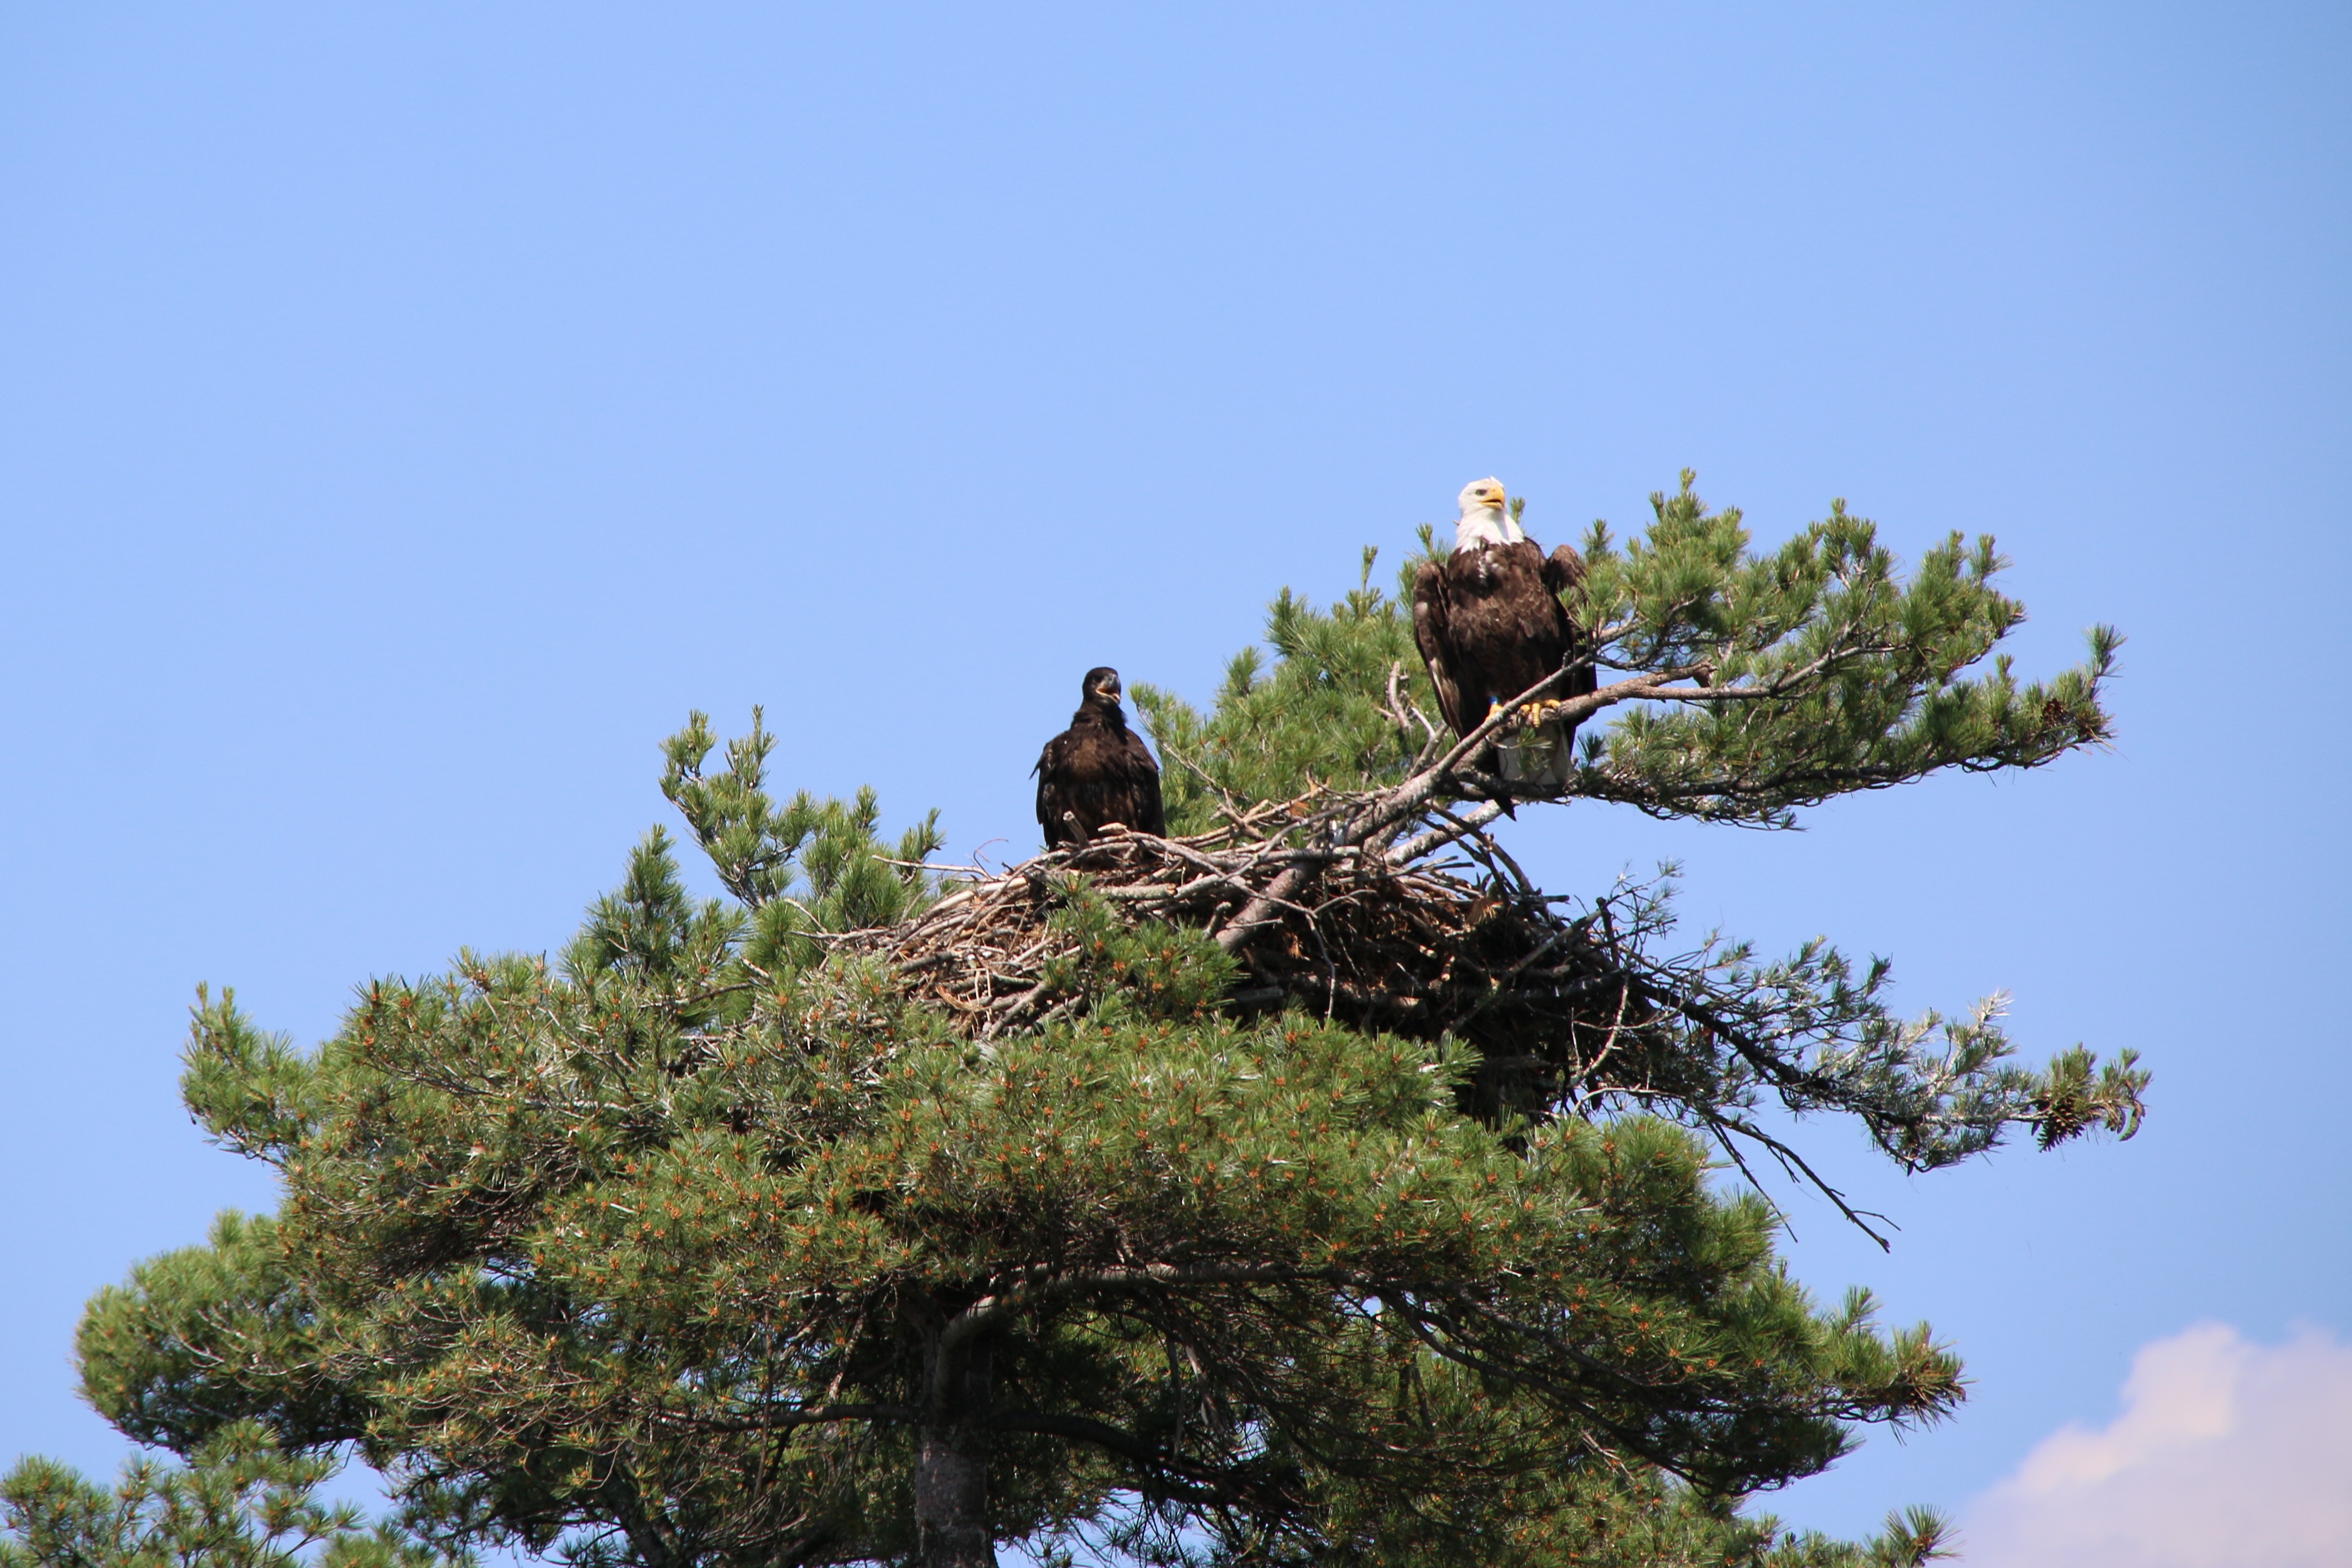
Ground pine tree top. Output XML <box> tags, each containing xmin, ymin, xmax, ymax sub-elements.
<box><xmin>55</xmin><ymin>476</ymin><xmax>2139</xmax><ymax>1568</ymax></box>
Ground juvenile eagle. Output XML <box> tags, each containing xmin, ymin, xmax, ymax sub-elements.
<box><xmin>1034</xmin><ymin>666</ymin><xmax>1165</xmax><ymax>848</ymax></box>
<box><xmin>1410</xmin><ymin>478</ymin><xmax>1596</xmax><ymax>788</ymax></box>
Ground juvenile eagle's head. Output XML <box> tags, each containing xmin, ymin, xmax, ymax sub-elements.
<box><xmin>1083</xmin><ymin>666</ymin><xmax>1124</xmax><ymax>704</ymax></box>
<box><xmin>1453</xmin><ymin>477</ymin><xmax>1525</xmax><ymax>552</ymax></box>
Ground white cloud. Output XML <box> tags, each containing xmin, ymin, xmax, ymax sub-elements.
<box><xmin>1961</xmin><ymin>1322</ymin><xmax>2352</xmax><ymax>1567</ymax></box>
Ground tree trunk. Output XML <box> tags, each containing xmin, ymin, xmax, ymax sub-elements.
<box><xmin>914</xmin><ymin>1335</ymin><xmax>995</xmax><ymax>1568</ymax></box>
<box><xmin>913</xmin><ymin>1424</ymin><xmax>994</xmax><ymax>1568</ymax></box>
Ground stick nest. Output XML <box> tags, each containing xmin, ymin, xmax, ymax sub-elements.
<box><xmin>850</xmin><ymin>805</ymin><xmax>1682</xmax><ymax>1122</ymax></box>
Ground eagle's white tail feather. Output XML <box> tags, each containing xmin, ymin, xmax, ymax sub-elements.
<box><xmin>1498</xmin><ymin>716</ymin><xmax>1573</xmax><ymax>790</ymax></box>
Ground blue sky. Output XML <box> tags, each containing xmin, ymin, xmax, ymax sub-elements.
<box><xmin>2</xmin><ymin>4</ymin><xmax>2345</xmax><ymax>1556</ymax></box>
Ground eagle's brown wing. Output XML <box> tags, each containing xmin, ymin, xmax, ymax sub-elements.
<box><xmin>1543</xmin><ymin>542</ymin><xmax>1597</xmax><ymax>703</ymax></box>
<box><xmin>1411</xmin><ymin>559</ymin><xmax>1470</xmax><ymax>736</ymax></box>
<box><xmin>1116</xmin><ymin>727</ymin><xmax>1166</xmax><ymax>836</ymax></box>
<box><xmin>1540</xmin><ymin>541</ymin><xmax>1586</xmax><ymax>597</ymax></box>
<box><xmin>1034</xmin><ymin>732</ymin><xmax>1078</xmax><ymax>846</ymax></box>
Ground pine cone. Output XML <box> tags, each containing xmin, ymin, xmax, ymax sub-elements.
<box><xmin>2036</xmin><ymin>1093</ymin><xmax>2087</xmax><ymax>1149</ymax></box>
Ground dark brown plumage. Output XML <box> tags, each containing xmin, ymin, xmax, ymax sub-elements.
<box><xmin>1411</xmin><ymin>539</ymin><xmax>1594</xmax><ymax>737</ymax></box>
<box><xmin>1411</xmin><ymin>491</ymin><xmax>1596</xmax><ymax>791</ymax></box>
<box><xmin>1034</xmin><ymin>666</ymin><xmax>1165</xmax><ymax>848</ymax></box>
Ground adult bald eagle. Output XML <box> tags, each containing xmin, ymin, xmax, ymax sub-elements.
<box><xmin>1410</xmin><ymin>478</ymin><xmax>1596</xmax><ymax>788</ymax></box>
<box><xmin>1034</xmin><ymin>666</ymin><xmax>1165</xmax><ymax>848</ymax></box>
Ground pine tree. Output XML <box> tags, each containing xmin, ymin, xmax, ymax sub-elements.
<box><xmin>0</xmin><ymin>1421</ymin><xmax>459</xmax><ymax>1568</ymax></box>
<box><xmin>50</xmin><ymin>476</ymin><xmax>2141</xmax><ymax>1568</ymax></box>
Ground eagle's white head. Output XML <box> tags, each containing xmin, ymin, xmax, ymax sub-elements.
<box><xmin>1453</xmin><ymin>477</ymin><xmax>1525</xmax><ymax>552</ymax></box>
